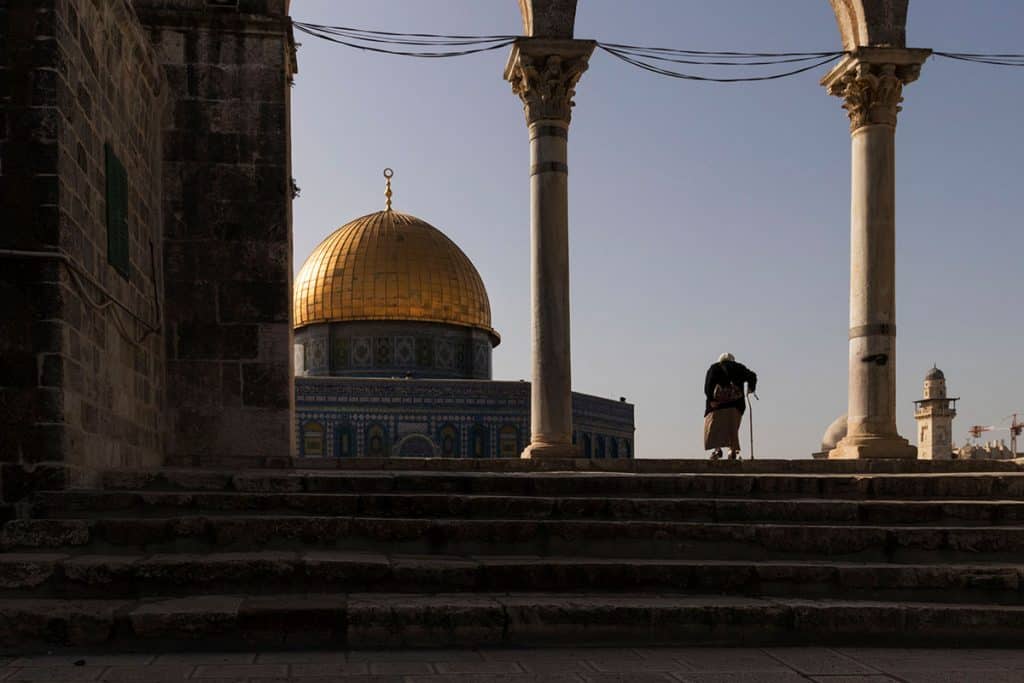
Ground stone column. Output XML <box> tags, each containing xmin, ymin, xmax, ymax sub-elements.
<box><xmin>504</xmin><ymin>38</ymin><xmax>595</xmax><ymax>459</ymax></box>
<box><xmin>822</xmin><ymin>47</ymin><xmax>930</xmax><ymax>460</ymax></box>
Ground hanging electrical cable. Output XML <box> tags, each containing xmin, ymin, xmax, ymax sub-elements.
<box><xmin>933</xmin><ymin>51</ymin><xmax>1024</xmax><ymax>67</ymax></box>
<box><xmin>292</xmin><ymin>20</ymin><xmax>1024</xmax><ymax>80</ymax></box>
<box><xmin>293</xmin><ymin>22</ymin><xmax>516</xmax><ymax>58</ymax></box>
<box><xmin>597</xmin><ymin>45</ymin><xmax>846</xmax><ymax>82</ymax></box>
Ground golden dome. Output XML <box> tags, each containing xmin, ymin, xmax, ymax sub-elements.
<box><xmin>294</xmin><ymin>209</ymin><xmax>498</xmax><ymax>342</ymax></box>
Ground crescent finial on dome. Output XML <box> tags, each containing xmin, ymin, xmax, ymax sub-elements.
<box><xmin>383</xmin><ymin>167</ymin><xmax>394</xmax><ymax>212</ymax></box>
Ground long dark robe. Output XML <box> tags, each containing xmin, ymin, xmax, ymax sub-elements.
<box><xmin>704</xmin><ymin>360</ymin><xmax>758</xmax><ymax>417</ymax></box>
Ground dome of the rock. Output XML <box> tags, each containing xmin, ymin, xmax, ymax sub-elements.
<box><xmin>293</xmin><ymin>209</ymin><xmax>498</xmax><ymax>343</ymax></box>
<box><xmin>290</xmin><ymin>172</ymin><xmax>635</xmax><ymax>460</ymax></box>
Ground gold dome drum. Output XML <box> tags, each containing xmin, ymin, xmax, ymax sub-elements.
<box><xmin>293</xmin><ymin>210</ymin><xmax>499</xmax><ymax>344</ymax></box>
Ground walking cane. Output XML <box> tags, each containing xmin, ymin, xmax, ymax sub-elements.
<box><xmin>747</xmin><ymin>391</ymin><xmax>759</xmax><ymax>460</ymax></box>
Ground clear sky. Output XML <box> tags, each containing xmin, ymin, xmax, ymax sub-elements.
<box><xmin>291</xmin><ymin>1</ymin><xmax>1024</xmax><ymax>459</ymax></box>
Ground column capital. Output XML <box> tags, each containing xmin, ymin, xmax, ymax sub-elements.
<box><xmin>504</xmin><ymin>37</ymin><xmax>596</xmax><ymax>126</ymax></box>
<box><xmin>822</xmin><ymin>47</ymin><xmax>930</xmax><ymax>131</ymax></box>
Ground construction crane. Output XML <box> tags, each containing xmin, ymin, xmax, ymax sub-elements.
<box><xmin>968</xmin><ymin>425</ymin><xmax>995</xmax><ymax>440</ymax></box>
<box><xmin>1008</xmin><ymin>414</ymin><xmax>1023</xmax><ymax>456</ymax></box>
<box><xmin>967</xmin><ymin>416</ymin><xmax>1023</xmax><ymax>456</ymax></box>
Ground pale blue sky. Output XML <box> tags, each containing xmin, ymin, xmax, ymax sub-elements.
<box><xmin>291</xmin><ymin>1</ymin><xmax>1024</xmax><ymax>459</ymax></box>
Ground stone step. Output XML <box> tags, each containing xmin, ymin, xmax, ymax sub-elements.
<box><xmin>2</xmin><ymin>593</ymin><xmax>1023</xmax><ymax>651</ymax></box>
<box><xmin>97</xmin><ymin>470</ymin><xmax>1024</xmax><ymax>500</ymax></box>
<box><xmin>31</xmin><ymin>490</ymin><xmax>1024</xmax><ymax>526</ymax></box>
<box><xmin>5</xmin><ymin>516</ymin><xmax>1024</xmax><ymax>562</ymax></box>
<box><xmin>0</xmin><ymin>551</ymin><xmax>1020</xmax><ymax>605</ymax></box>
<box><xmin>115</xmin><ymin>458</ymin><xmax>1024</xmax><ymax>474</ymax></box>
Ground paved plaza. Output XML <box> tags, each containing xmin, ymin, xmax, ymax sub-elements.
<box><xmin>0</xmin><ymin>647</ymin><xmax>1022</xmax><ymax>682</ymax></box>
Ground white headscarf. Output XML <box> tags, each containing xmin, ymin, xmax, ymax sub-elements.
<box><xmin>718</xmin><ymin>352</ymin><xmax>735</xmax><ymax>363</ymax></box>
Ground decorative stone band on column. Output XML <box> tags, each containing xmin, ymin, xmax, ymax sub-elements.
<box><xmin>822</xmin><ymin>47</ymin><xmax>930</xmax><ymax>461</ymax></box>
<box><xmin>505</xmin><ymin>38</ymin><xmax>595</xmax><ymax>459</ymax></box>
<box><xmin>848</xmin><ymin>323</ymin><xmax>896</xmax><ymax>340</ymax></box>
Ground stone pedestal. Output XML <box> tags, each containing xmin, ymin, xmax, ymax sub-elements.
<box><xmin>822</xmin><ymin>48</ymin><xmax>930</xmax><ymax>460</ymax></box>
<box><xmin>505</xmin><ymin>38</ymin><xmax>594</xmax><ymax>459</ymax></box>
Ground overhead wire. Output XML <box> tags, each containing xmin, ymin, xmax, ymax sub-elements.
<box><xmin>293</xmin><ymin>22</ymin><xmax>515</xmax><ymax>58</ymax></box>
<box><xmin>597</xmin><ymin>45</ymin><xmax>846</xmax><ymax>82</ymax></box>
<box><xmin>292</xmin><ymin>20</ymin><xmax>1024</xmax><ymax>80</ymax></box>
<box><xmin>933</xmin><ymin>51</ymin><xmax>1024</xmax><ymax>67</ymax></box>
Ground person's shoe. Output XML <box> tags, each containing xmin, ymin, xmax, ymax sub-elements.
<box><xmin>728</xmin><ymin>450</ymin><xmax>739</xmax><ymax>460</ymax></box>
<box><xmin>710</xmin><ymin>448</ymin><xmax>723</xmax><ymax>460</ymax></box>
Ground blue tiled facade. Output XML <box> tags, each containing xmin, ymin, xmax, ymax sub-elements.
<box><xmin>295</xmin><ymin>377</ymin><xmax>635</xmax><ymax>459</ymax></box>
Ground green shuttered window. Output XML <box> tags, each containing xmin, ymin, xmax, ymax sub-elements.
<box><xmin>105</xmin><ymin>143</ymin><xmax>130</xmax><ymax>279</ymax></box>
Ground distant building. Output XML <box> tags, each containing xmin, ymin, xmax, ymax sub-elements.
<box><xmin>914</xmin><ymin>366</ymin><xmax>958</xmax><ymax>460</ymax></box>
<box><xmin>813</xmin><ymin>365</ymin><xmax>966</xmax><ymax>461</ymax></box>
<box><xmin>293</xmin><ymin>179</ymin><xmax>634</xmax><ymax>459</ymax></box>
<box><xmin>957</xmin><ymin>440</ymin><xmax>1017</xmax><ymax>461</ymax></box>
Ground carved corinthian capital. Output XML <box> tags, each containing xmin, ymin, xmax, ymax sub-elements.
<box><xmin>504</xmin><ymin>38</ymin><xmax>595</xmax><ymax>126</ymax></box>
<box><xmin>821</xmin><ymin>47</ymin><xmax>930</xmax><ymax>132</ymax></box>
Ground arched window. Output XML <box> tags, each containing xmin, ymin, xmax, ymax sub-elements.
<box><xmin>594</xmin><ymin>435</ymin><xmax>606</xmax><ymax>459</ymax></box>
<box><xmin>581</xmin><ymin>433</ymin><xmax>592</xmax><ymax>459</ymax></box>
<box><xmin>335</xmin><ymin>424</ymin><xmax>354</xmax><ymax>458</ymax></box>
<box><xmin>366</xmin><ymin>423</ymin><xmax>389</xmax><ymax>458</ymax></box>
<box><xmin>438</xmin><ymin>423</ymin><xmax>459</xmax><ymax>457</ymax></box>
<box><xmin>499</xmin><ymin>424</ymin><xmax>518</xmax><ymax>458</ymax></box>
<box><xmin>302</xmin><ymin>422</ymin><xmax>324</xmax><ymax>457</ymax></box>
<box><xmin>398</xmin><ymin>434</ymin><xmax>436</xmax><ymax>458</ymax></box>
<box><xmin>470</xmin><ymin>424</ymin><xmax>489</xmax><ymax>458</ymax></box>
<box><xmin>610</xmin><ymin>438</ymin><xmax>620</xmax><ymax>459</ymax></box>
<box><xmin>623</xmin><ymin>441</ymin><xmax>632</xmax><ymax>459</ymax></box>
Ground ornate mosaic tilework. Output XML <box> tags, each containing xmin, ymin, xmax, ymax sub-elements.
<box><xmin>352</xmin><ymin>337</ymin><xmax>372</xmax><ymax>367</ymax></box>
<box><xmin>395</xmin><ymin>336</ymin><xmax>415</xmax><ymax>366</ymax></box>
<box><xmin>374</xmin><ymin>337</ymin><xmax>394</xmax><ymax>366</ymax></box>
<box><xmin>306</xmin><ymin>337</ymin><xmax>327</xmax><ymax>372</ymax></box>
<box><xmin>295</xmin><ymin>378</ymin><xmax>635</xmax><ymax>459</ymax></box>
<box><xmin>435</xmin><ymin>339</ymin><xmax>454</xmax><ymax>370</ymax></box>
<box><xmin>416</xmin><ymin>337</ymin><xmax>434</xmax><ymax>367</ymax></box>
<box><xmin>331</xmin><ymin>337</ymin><xmax>349</xmax><ymax>369</ymax></box>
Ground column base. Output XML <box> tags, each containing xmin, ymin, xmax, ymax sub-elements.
<box><xmin>521</xmin><ymin>441</ymin><xmax>578</xmax><ymax>459</ymax></box>
<box><xmin>828</xmin><ymin>434</ymin><xmax>918</xmax><ymax>460</ymax></box>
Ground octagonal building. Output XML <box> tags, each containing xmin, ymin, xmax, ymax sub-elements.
<box><xmin>293</xmin><ymin>177</ymin><xmax>633</xmax><ymax>460</ymax></box>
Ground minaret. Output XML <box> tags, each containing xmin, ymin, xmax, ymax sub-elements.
<box><xmin>914</xmin><ymin>366</ymin><xmax>958</xmax><ymax>460</ymax></box>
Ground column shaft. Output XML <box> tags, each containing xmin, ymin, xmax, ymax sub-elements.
<box><xmin>504</xmin><ymin>37</ymin><xmax>594</xmax><ymax>459</ymax></box>
<box><xmin>821</xmin><ymin>49</ymin><xmax>928</xmax><ymax>460</ymax></box>
<box><xmin>846</xmin><ymin>123</ymin><xmax>898</xmax><ymax>441</ymax></box>
<box><xmin>529</xmin><ymin>123</ymin><xmax>572</xmax><ymax>449</ymax></box>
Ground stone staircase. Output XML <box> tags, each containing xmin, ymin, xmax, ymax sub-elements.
<box><xmin>2</xmin><ymin>459</ymin><xmax>1024</xmax><ymax>651</ymax></box>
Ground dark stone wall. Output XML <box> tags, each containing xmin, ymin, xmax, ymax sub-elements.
<box><xmin>134</xmin><ymin>0</ymin><xmax>296</xmax><ymax>466</ymax></box>
<box><xmin>0</xmin><ymin>0</ymin><xmax>166</xmax><ymax>503</ymax></box>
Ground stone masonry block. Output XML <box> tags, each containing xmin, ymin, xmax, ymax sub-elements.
<box><xmin>174</xmin><ymin>323</ymin><xmax>259</xmax><ymax>360</ymax></box>
<box><xmin>218</xmin><ymin>282</ymin><xmax>288</xmax><ymax>323</ymax></box>
<box><xmin>241</xmin><ymin>362</ymin><xmax>289</xmax><ymax>409</ymax></box>
<box><xmin>167</xmin><ymin>361</ymin><xmax>223</xmax><ymax>407</ymax></box>
<box><xmin>0</xmin><ymin>598</ymin><xmax>123</xmax><ymax>647</ymax></box>
<box><xmin>129</xmin><ymin>595</ymin><xmax>242</xmax><ymax>640</ymax></box>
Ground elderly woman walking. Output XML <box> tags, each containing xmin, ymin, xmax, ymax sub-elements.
<box><xmin>704</xmin><ymin>353</ymin><xmax>758</xmax><ymax>460</ymax></box>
